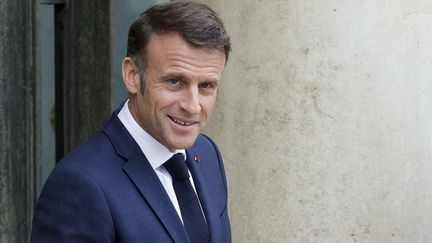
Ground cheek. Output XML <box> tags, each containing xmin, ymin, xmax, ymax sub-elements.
<box><xmin>202</xmin><ymin>97</ymin><xmax>217</xmax><ymax>116</ymax></box>
<box><xmin>157</xmin><ymin>91</ymin><xmax>179</xmax><ymax>106</ymax></box>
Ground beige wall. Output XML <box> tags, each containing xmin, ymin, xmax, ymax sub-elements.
<box><xmin>202</xmin><ymin>0</ymin><xmax>432</xmax><ymax>242</ymax></box>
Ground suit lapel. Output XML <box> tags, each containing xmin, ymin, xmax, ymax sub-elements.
<box><xmin>123</xmin><ymin>149</ymin><xmax>190</xmax><ymax>243</ymax></box>
<box><xmin>103</xmin><ymin>114</ymin><xmax>190</xmax><ymax>243</ymax></box>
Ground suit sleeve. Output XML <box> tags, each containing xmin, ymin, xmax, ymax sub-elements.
<box><xmin>31</xmin><ymin>165</ymin><xmax>115</xmax><ymax>243</ymax></box>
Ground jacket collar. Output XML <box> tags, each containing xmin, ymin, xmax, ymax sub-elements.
<box><xmin>102</xmin><ymin>111</ymin><xmax>190</xmax><ymax>243</ymax></box>
<box><xmin>102</xmin><ymin>110</ymin><xmax>223</xmax><ymax>243</ymax></box>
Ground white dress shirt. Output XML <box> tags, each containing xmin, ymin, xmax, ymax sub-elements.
<box><xmin>117</xmin><ymin>100</ymin><xmax>201</xmax><ymax>222</ymax></box>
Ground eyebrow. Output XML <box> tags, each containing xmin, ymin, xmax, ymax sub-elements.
<box><xmin>159</xmin><ymin>73</ymin><xmax>188</xmax><ymax>81</ymax></box>
<box><xmin>159</xmin><ymin>73</ymin><xmax>220</xmax><ymax>84</ymax></box>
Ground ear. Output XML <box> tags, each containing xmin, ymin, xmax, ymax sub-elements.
<box><xmin>122</xmin><ymin>57</ymin><xmax>140</xmax><ymax>94</ymax></box>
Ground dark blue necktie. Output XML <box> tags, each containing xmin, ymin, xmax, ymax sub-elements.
<box><xmin>164</xmin><ymin>153</ymin><xmax>210</xmax><ymax>243</ymax></box>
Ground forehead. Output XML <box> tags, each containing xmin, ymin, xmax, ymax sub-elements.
<box><xmin>147</xmin><ymin>32</ymin><xmax>225</xmax><ymax>59</ymax></box>
<box><xmin>145</xmin><ymin>32</ymin><xmax>226</xmax><ymax>78</ymax></box>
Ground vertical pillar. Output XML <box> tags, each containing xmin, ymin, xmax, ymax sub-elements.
<box><xmin>203</xmin><ymin>0</ymin><xmax>432</xmax><ymax>242</ymax></box>
<box><xmin>60</xmin><ymin>0</ymin><xmax>113</xmax><ymax>156</ymax></box>
<box><xmin>0</xmin><ymin>0</ymin><xmax>113</xmax><ymax>241</ymax></box>
<box><xmin>0</xmin><ymin>0</ymin><xmax>39</xmax><ymax>242</ymax></box>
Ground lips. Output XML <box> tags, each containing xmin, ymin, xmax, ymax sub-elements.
<box><xmin>168</xmin><ymin>115</ymin><xmax>197</xmax><ymax>126</ymax></box>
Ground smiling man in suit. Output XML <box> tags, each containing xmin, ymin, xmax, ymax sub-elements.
<box><xmin>31</xmin><ymin>1</ymin><xmax>231</xmax><ymax>242</ymax></box>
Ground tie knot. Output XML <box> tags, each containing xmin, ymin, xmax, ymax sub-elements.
<box><xmin>164</xmin><ymin>153</ymin><xmax>189</xmax><ymax>180</ymax></box>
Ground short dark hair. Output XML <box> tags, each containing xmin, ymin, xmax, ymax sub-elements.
<box><xmin>126</xmin><ymin>1</ymin><xmax>232</xmax><ymax>94</ymax></box>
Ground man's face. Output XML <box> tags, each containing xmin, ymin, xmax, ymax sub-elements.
<box><xmin>125</xmin><ymin>32</ymin><xmax>226</xmax><ymax>151</ymax></box>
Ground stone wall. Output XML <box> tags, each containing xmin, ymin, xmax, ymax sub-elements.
<box><xmin>202</xmin><ymin>0</ymin><xmax>432</xmax><ymax>242</ymax></box>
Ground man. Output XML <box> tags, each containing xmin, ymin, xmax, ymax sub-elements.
<box><xmin>31</xmin><ymin>1</ymin><xmax>231</xmax><ymax>242</ymax></box>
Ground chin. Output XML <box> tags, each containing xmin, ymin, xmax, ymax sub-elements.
<box><xmin>169</xmin><ymin>136</ymin><xmax>198</xmax><ymax>150</ymax></box>
<box><xmin>171</xmin><ymin>142</ymin><xmax>194</xmax><ymax>150</ymax></box>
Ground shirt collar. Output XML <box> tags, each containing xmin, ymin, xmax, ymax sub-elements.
<box><xmin>117</xmin><ymin>100</ymin><xmax>186</xmax><ymax>169</ymax></box>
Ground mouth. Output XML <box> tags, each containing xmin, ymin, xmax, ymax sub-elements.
<box><xmin>168</xmin><ymin>115</ymin><xmax>197</xmax><ymax>126</ymax></box>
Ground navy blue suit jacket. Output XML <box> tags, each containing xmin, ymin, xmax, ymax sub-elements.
<box><xmin>31</xmin><ymin>112</ymin><xmax>231</xmax><ymax>242</ymax></box>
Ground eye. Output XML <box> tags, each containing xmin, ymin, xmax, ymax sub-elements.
<box><xmin>169</xmin><ymin>79</ymin><xmax>180</xmax><ymax>85</ymax></box>
<box><xmin>199</xmin><ymin>82</ymin><xmax>216</xmax><ymax>89</ymax></box>
<box><xmin>166</xmin><ymin>78</ymin><xmax>184</xmax><ymax>89</ymax></box>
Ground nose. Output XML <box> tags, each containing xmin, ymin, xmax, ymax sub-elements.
<box><xmin>180</xmin><ymin>86</ymin><xmax>201</xmax><ymax>115</ymax></box>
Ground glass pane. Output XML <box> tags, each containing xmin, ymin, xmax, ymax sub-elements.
<box><xmin>39</xmin><ymin>4</ymin><xmax>56</xmax><ymax>185</ymax></box>
<box><xmin>113</xmin><ymin>0</ymin><xmax>168</xmax><ymax>106</ymax></box>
